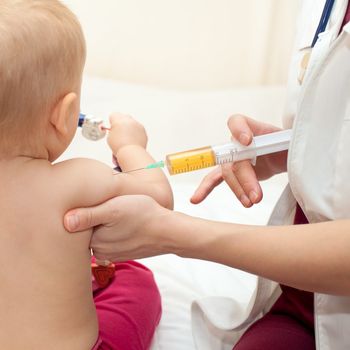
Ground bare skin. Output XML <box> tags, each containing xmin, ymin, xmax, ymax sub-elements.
<box><xmin>0</xmin><ymin>110</ymin><xmax>172</xmax><ymax>350</ymax></box>
<box><xmin>64</xmin><ymin>115</ymin><xmax>350</xmax><ymax>297</ymax></box>
<box><xmin>65</xmin><ymin>194</ymin><xmax>350</xmax><ymax>295</ymax></box>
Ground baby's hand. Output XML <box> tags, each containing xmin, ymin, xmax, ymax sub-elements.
<box><xmin>107</xmin><ymin>113</ymin><xmax>148</xmax><ymax>154</ymax></box>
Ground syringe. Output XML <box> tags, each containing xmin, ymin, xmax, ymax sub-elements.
<box><xmin>119</xmin><ymin>129</ymin><xmax>292</xmax><ymax>175</ymax></box>
<box><xmin>77</xmin><ymin>113</ymin><xmax>291</xmax><ymax>175</ymax></box>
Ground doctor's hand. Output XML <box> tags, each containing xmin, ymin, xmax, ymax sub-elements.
<box><xmin>64</xmin><ymin>195</ymin><xmax>169</xmax><ymax>262</ymax></box>
<box><xmin>191</xmin><ymin>115</ymin><xmax>288</xmax><ymax>208</ymax></box>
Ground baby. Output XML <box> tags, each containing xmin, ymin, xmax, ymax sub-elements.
<box><xmin>0</xmin><ymin>1</ymin><xmax>172</xmax><ymax>349</ymax></box>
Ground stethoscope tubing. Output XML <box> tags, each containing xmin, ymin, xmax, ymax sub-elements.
<box><xmin>311</xmin><ymin>0</ymin><xmax>336</xmax><ymax>47</ymax></box>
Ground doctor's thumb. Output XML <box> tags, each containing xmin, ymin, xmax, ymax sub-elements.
<box><xmin>64</xmin><ymin>206</ymin><xmax>102</xmax><ymax>233</ymax></box>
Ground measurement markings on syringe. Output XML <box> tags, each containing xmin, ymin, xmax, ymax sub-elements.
<box><xmin>175</xmin><ymin>159</ymin><xmax>213</xmax><ymax>173</ymax></box>
<box><xmin>215</xmin><ymin>148</ymin><xmax>238</xmax><ymax>164</ymax></box>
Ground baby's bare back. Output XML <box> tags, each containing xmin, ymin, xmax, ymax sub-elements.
<box><xmin>0</xmin><ymin>159</ymin><xmax>98</xmax><ymax>350</ymax></box>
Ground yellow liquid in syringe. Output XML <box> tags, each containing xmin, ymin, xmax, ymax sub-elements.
<box><xmin>166</xmin><ymin>146</ymin><xmax>216</xmax><ymax>175</ymax></box>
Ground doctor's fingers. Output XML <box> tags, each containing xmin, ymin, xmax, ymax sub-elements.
<box><xmin>227</xmin><ymin>115</ymin><xmax>254</xmax><ymax>146</ymax></box>
<box><xmin>227</xmin><ymin>115</ymin><xmax>281</xmax><ymax>145</ymax></box>
<box><xmin>221</xmin><ymin>163</ymin><xmax>251</xmax><ymax>207</ymax></box>
<box><xmin>233</xmin><ymin>160</ymin><xmax>263</xmax><ymax>204</ymax></box>
<box><xmin>190</xmin><ymin>167</ymin><xmax>224</xmax><ymax>204</ymax></box>
<box><xmin>221</xmin><ymin>161</ymin><xmax>262</xmax><ymax>207</ymax></box>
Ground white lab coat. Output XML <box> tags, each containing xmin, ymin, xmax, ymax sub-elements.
<box><xmin>191</xmin><ymin>1</ymin><xmax>350</xmax><ymax>349</ymax></box>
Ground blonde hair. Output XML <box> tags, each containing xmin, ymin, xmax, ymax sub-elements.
<box><xmin>0</xmin><ymin>0</ymin><xmax>86</xmax><ymax>147</ymax></box>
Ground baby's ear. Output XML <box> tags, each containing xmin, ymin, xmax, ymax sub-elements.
<box><xmin>50</xmin><ymin>92</ymin><xmax>78</xmax><ymax>136</ymax></box>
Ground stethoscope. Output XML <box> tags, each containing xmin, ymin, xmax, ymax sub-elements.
<box><xmin>298</xmin><ymin>0</ymin><xmax>336</xmax><ymax>83</ymax></box>
<box><xmin>311</xmin><ymin>0</ymin><xmax>336</xmax><ymax>47</ymax></box>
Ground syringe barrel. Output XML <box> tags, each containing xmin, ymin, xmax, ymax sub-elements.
<box><xmin>253</xmin><ymin>129</ymin><xmax>292</xmax><ymax>156</ymax></box>
<box><xmin>166</xmin><ymin>146</ymin><xmax>215</xmax><ymax>175</ymax></box>
<box><xmin>211</xmin><ymin>140</ymin><xmax>256</xmax><ymax>164</ymax></box>
<box><xmin>165</xmin><ymin>129</ymin><xmax>292</xmax><ymax>175</ymax></box>
<box><xmin>211</xmin><ymin>129</ymin><xmax>292</xmax><ymax>164</ymax></box>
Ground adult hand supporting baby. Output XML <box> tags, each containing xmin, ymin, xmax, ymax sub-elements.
<box><xmin>64</xmin><ymin>188</ymin><xmax>350</xmax><ymax>295</ymax></box>
<box><xmin>64</xmin><ymin>195</ymin><xmax>170</xmax><ymax>262</ymax></box>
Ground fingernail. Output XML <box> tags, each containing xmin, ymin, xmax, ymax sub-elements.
<box><xmin>240</xmin><ymin>194</ymin><xmax>251</xmax><ymax>207</ymax></box>
<box><xmin>239</xmin><ymin>133</ymin><xmax>250</xmax><ymax>145</ymax></box>
<box><xmin>66</xmin><ymin>214</ymin><xmax>79</xmax><ymax>231</ymax></box>
<box><xmin>249</xmin><ymin>191</ymin><xmax>258</xmax><ymax>203</ymax></box>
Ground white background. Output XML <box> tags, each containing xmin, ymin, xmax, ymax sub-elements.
<box><xmin>63</xmin><ymin>0</ymin><xmax>300</xmax><ymax>89</ymax></box>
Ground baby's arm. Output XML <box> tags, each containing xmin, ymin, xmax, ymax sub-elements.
<box><xmin>107</xmin><ymin>113</ymin><xmax>173</xmax><ymax>209</ymax></box>
<box><xmin>55</xmin><ymin>113</ymin><xmax>173</xmax><ymax>211</ymax></box>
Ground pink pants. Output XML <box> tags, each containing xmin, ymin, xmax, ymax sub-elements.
<box><xmin>91</xmin><ymin>261</ymin><xmax>162</xmax><ymax>350</ymax></box>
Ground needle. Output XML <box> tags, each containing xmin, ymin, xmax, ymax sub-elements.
<box><xmin>113</xmin><ymin>161</ymin><xmax>165</xmax><ymax>175</ymax></box>
<box><xmin>113</xmin><ymin>167</ymin><xmax>147</xmax><ymax>175</ymax></box>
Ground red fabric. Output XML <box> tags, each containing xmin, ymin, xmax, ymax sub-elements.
<box><xmin>341</xmin><ymin>0</ymin><xmax>350</xmax><ymax>27</ymax></box>
<box><xmin>293</xmin><ymin>202</ymin><xmax>309</xmax><ymax>225</ymax></box>
<box><xmin>92</xmin><ymin>261</ymin><xmax>161</xmax><ymax>350</ymax></box>
<box><xmin>234</xmin><ymin>312</ymin><xmax>315</xmax><ymax>350</ymax></box>
<box><xmin>277</xmin><ymin>204</ymin><xmax>314</xmax><ymax>333</ymax></box>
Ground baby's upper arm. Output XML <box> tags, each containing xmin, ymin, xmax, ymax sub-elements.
<box><xmin>52</xmin><ymin>158</ymin><xmax>122</xmax><ymax>209</ymax></box>
<box><xmin>52</xmin><ymin>156</ymin><xmax>172</xmax><ymax>211</ymax></box>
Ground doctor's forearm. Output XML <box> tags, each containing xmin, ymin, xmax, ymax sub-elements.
<box><xmin>161</xmin><ymin>212</ymin><xmax>350</xmax><ymax>295</ymax></box>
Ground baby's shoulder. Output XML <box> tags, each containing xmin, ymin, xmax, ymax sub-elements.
<box><xmin>52</xmin><ymin>157</ymin><xmax>112</xmax><ymax>178</ymax></box>
<box><xmin>51</xmin><ymin>157</ymin><xmax>119</xmax><ymax>208</ymax></box>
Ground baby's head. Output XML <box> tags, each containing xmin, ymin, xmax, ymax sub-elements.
<box><xmin>0</xmin><ymin>0</ymin><xmax>86</xmax><ymax>160</ymax></box>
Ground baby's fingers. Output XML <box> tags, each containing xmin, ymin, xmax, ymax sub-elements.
<box><xmin>190</xmin><ymin>167</ymin><xmax>223</xmax><ymax>204</ymax></box>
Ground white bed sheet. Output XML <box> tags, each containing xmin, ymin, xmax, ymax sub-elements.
<box><xmin>60</xmin><ymin>76</ymin><xmax>288</xmax><ymax>350</ymax></box>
